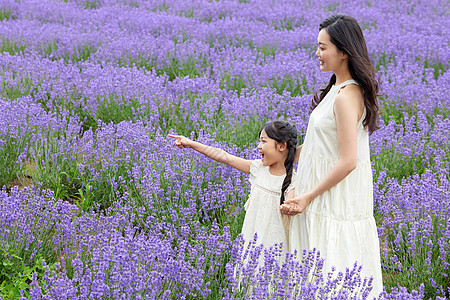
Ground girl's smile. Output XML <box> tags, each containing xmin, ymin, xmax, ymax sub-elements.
<box><xmin>257</xmin><ymin>129</ymin><xmax>277</xmax><ymax>166</ymax></box>
<box><xmin>257</xmin><ymin>129</ymin><xmax>288</xmax><ymax>175</ymax></box>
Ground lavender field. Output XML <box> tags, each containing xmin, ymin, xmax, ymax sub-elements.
<box><xmin>0</xmin><ymin>0</ymin><xmax>449</xmax><ymax>299</ymax></box>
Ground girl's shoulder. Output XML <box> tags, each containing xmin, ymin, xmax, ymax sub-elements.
<box><xmin>249</xmin><ymin>159</ymin><xmax>265</xmax><ymax>186</ymax></box>
<box><xmin>249</xmin><ymin>159</ymin><xmax>264</xmax><ymax>177</ymax></box>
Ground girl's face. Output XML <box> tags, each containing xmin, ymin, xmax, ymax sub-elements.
<box><xmin>315</xmin><ymin>29</ymin><xmax>348</xmax><ymax>72</ymax></box>
<box><xmin>257</xmin><ymin>129</ymin><xmax>285</xmax><ymax>166</ymax></box>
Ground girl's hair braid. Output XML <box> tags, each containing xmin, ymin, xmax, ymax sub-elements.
<box><xmin>261</xmin><ymin>121</ymin><xmax>298</xmax><ymax>205</ymax></box>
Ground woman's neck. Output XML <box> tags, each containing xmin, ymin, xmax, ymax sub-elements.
<box><xmin>334</xmin><ymin>65</ymin><xmax>352</xmax><ymax>85</ymax></box>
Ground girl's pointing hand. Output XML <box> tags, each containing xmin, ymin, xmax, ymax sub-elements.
<box><xmin>168</xmin><ymin>134</ymin><xmax>192</xmax><ymax>149</ymax></box>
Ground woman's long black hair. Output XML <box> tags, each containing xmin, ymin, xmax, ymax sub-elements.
<box><xmin>312</xmin><ymin>14</ymin><xmax>380</xmax><ymax>133</ymax></box>
<box><xmin>261</xmin><ymin>120</ymin><xmax>298</xmax><ymax>205</ymax></box>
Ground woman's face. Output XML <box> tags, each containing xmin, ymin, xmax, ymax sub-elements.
<box><xmin>315</xmin><ymin>29</ymin><xmax>347</xmax><ymax>72</ymax></box>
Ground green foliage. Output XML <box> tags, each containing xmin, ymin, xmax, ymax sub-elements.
<box><xmin>180</xmin><ymin>9</ymin><xmax>194</xmax><ymax>18</ymax></box>
<box><xmin>29</xmin><ymin>130</ymin><xmax>134</xmax><ymax>211</ymax></box>
<box><xmin>0</xmin><ymin>9</ymin><xmax>13</xmax><ymax>21</ymax></box>
<box><xmin>126</xmin><ymin>1</ymin><xmax>139</xmax><ymax>8</ymax></box>
<box><xmin>0</xmin><ymin>39</ymin><xmax>26</xmax><ymax>55</ymax></box>
<box><xmin>381</xmin><ymin>217</ymin><xmax>450</xmax><ymax>299</ymax></box>
<box><xmin>66</xmin><ymin>44</ymin><xmax>97</xmax><ymax>63</ymax></box>
<box><xmin>0</xmin><ymin>77</ymin><xmax>32</xmax><ymax>100</ymax></box>
<box><xmin>371</xmin><ymin>117</ymin><xmax>448</xmax><ymax>184</ymax></box>
<box><xmin>118</xmin><ymin>54</ymin><xmax>207</xmax><ymax>81</ymax></box>
<box><xmin>379</xmin><ymin>100</ymin><xmax>416</xmax><ymax>125</ymax></box>
<box><xmin>200</xmin><ymin>16</ymin><xmax>213</xmax><ymax>23</ymax></box>
<box><xmin>215</xmin><ymin>114</ymin><xmax>267</xmax><ymax>146</ymax></box>
<box><xmin>372</xmin><ymin>151</ymin><xmax>430</xmax><ymax>183</ymax></box>
<box><xmin>325</xmin><ymin>3</ymin><xmax>338</xmax><ymax>11</ymax></box>
<box><xmin>0</xmin><ymin>118</ymin><xmax>34</xmax><ymax>189</ymax></box>
<box><xmin>160</xmin><ymin>56</ymin><xmax>202</xmax><ymax>81</ymax></box>
<box><xmin>429</xmin><ymin>106</ymin><xmax>449</xmax><ymax>124</ymax></box>
<box><xmin>380</xmin><ymin>99</ymin><xmax>449</xmax><ymax>132</ymax></box>
<box><xmin>423</xmin><ymin>59</ymin><xmax>447</xmax><ymax>80</ymax></box>
<box><xmin>220</xmin><ymin>73</ymin><xmax>248</xmax><ymax>95</ymax></box>
<box><xmin>155</xmin><ymin>90</ymin><xmax>265</xmax><ymax>146</ymax></box>
<box><xmin>0</xmin><ymin>137</ymin><xmax>25</xmax><ymax>189</ymax></box>
<box><xmin>361</xmin><ymin>22</ymin><xmax>377</xmax><ymax>32</ymax></box>
<box><xmin>117</xmin><ymin>54</ymin><xmax>156</xmax><ymax>70</ymax></box>
<box><xmin>95</xmin><ymin>95</ymin><xmax>141</xmax><ymax>125</ymax></box>
<box><xmin>0</xmin><ymin>228</ymin><xmax>58</xmax><ymax>299</ymax></box>
<box><xmin>257</xmin><ymin>44</ymin><xmax>277</xmax><ymax>59</ymax></box>
<box><xmin>84</xmin><ymin>0</ymin><xmax>99</xmax><ymax>9</ymax></box>
<box><xmin>30</xmin><ymin>142</ymin><xmax>82</xmax><ymax>202</ymax></box>
<box><xmin>0</xmin><ymin>251</ymin><xmax>42</xmax><ymax>299</ymax></box>
<box><xmin>268</xmin><ymin>76</ymin><xmax>309</xmax><ymax>97</ymax></box>
<box><xmin>77</xmin><ymin>182</ymin><xmax>95</xmax><ymax>212</ymax></box>
<box><xmin>152</xmin><ymin>1</ymin><xmax>170</xmax><ymax>12</ymax></box>
<box><xmin>218</xmin><ymin>12</ymin><xmax>227</xmax><ymax>20</ymax></box>
<box><xmin>274</xmin><ymin>18</ymin><xmax>293</xmax><ymax>31</ymax></box>
<box><xmin>41</xmin><ymin>40</ymin><xmax>58</xmax><ymax>56</ymax></box>
<box><xmin>0</xmin><ymin>142</ymin><xmax>26</xmax><ymax>187</ymax></box>
<box><xmin>374</xmin><ymin>52</ymin><xmax>396</xmax><ymax>70</ymax></box>
<box><xmin>74</xmin><ymin>167</ymin><xmax>129</xmax><ymax>212</ymax></box>
<box><xmin>32</xmin><ymin>88</ymin><xmax>143</xmax><ymax>132</ymax></box>
<box><xmin>156</xmin><ymin>92</ymin><xmax>202</xmax><ymax>136</ymax></box>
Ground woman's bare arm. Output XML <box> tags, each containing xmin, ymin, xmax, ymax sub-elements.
<box><xmin>294</xmin><ymin>145</ymin><xmax>303</xmax><ymax>163</ymax></box>
<box><xmin>280</xmin><ymin>86</ymin><xmax>363</xmax><ymax>215</ymax></box>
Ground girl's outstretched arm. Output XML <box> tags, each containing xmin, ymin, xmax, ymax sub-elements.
<box><xmin>168</xmin><ymin>134</ymin><xmax>252</xmax><ymax>174</ymax></box>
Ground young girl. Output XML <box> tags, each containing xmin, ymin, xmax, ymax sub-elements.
<box><xmin>280</xmin><ymin>14</ymin><xmax>383</xmax><ymax>297</ymax></box>
<box><xmin>168</xmin><ymin>120</ymin><xmax>298</xmax><ymax>255</ymax></box>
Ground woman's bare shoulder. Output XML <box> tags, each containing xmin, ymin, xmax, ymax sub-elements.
<box><xmin>334</xmin><ymin>84</ymin><xmax>364</xmax><ymax>118</ymax></box>
<box><xmin>335</xmin><ymin>84</ymin><xmax>364</xmax><ymax>107</ymax></box>
<box><xmin>339</xmin><ymin>83</ymin><xmax>363</xmax><ymax>99</ymax></box>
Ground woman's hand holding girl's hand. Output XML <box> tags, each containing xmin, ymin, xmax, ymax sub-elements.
<box><xmin>168</xmin><ymin>134</ymin><xmax>192</xmax><ymax>149</ymax></box>
<box><xmin>280</xmin><ymin>192</ymin><xmax>314</xmax><ymax>216</ymax></box>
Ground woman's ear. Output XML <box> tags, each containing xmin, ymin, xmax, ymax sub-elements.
<box><xmin>342</xmin><ymin>51</ymin><xmax>349</xmax><ymax>60</ymax></box>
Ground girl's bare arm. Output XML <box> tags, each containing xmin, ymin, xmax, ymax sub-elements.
<box><xmin>168</xmin><ymin>134</ymin><xmax>253</xmax><ymax>173</ymax></box>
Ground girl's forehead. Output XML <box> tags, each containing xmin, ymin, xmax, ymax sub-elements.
<box><xmin>260</xmin><ymin>129</ymin><xmax>275</xmax><ymax>141</ymax></box>
<box><xmin>260</xmin><ymin>129</ymin><xmax>267</xmax><ymax>137</ymax></box>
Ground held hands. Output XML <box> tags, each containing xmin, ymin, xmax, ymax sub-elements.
<box><xmin>280</xmin><ymin>192</ymin><xmax>314</xmax><ymax>216</ymax></box>
<box><xmin>168</xmin><ymin>134</ymin><xmax>193</xmax><ymax>149</ymax></box>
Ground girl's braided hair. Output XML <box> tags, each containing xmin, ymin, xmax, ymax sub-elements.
<box><xmin>261</xmin><ymin>120</ymin><xmax>298</xmax><ymax>205</ymax></box>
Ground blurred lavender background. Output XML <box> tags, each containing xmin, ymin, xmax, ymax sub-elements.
<box><xmin>0</xmin><ymin>0</ymin><xmax>448</xmax><ymax>299</ymax></box>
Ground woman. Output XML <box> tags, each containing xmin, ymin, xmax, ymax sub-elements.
<box><xmin>280</xmin><ymin>14</ymin><xmax>383</xmax><ymax>297</ymax></box>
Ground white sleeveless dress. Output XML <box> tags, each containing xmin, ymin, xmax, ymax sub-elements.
<box><xmin>290</xmin><ymin>79</ymin><xmax>383</xmax><ymax>297</ymax></box>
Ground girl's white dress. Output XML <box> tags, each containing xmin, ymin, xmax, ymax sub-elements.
<box><xmin>241</xmin><ymin>159</ymin><xmax>294</xmax><ymax>256</ymax></box>
<box><xmin>290</xmin><ymin>79</ymin><xmax>383</xmax><ymax>296</ymax></box>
